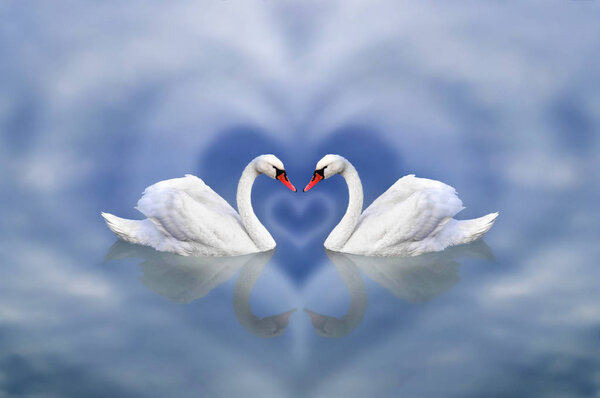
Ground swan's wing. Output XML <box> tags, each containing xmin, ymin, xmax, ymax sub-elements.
<box><xmin>140</xmin><ymin>175</ymin><xmax>239</xmax><ymax>219</ymax></box>
<box><xmin>349</xmin><ymin>177</ymin><xmax>464</xmax><ymax>252</ymax></box>
<box><xmin>135</xmin><ymin>176</ymin><xmax>253</xmax><ymax>254</ymax></box>
<box><xmin>361</xmin><ymin>175</ymin><xmax>459</xmax><ymax>221</ymax></box>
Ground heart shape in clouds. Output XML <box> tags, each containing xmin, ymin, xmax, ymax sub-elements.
<box><xmin>196</xmin><ymin>125</ymin><xmax>402</xmax><ymax>280</ymax></box>
<box><xmin>262</xmin><ymin>192</ymin><xmax>337</xmax><ymax>247</ymax></box>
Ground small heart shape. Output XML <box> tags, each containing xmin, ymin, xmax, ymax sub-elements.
<box><xmin>262</xmin><ymin>192</ymin><xmax>337</xmax><ymax>247</ymax></box>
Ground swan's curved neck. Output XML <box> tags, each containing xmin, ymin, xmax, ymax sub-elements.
<box><xmin>237</xmin><ymin>163</ymin><xmax>275</xmax><ymax>250</ymax></box>
<box><xmin>325</xmin><ymin>161</ymin><xmax>363</xmax><ymax>250</ymax></box>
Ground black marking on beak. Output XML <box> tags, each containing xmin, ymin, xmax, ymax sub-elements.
<box><xmin>275</xmin><ymin>167</ymin><xmax>290</xmax><ymax>181</ymax></box>
<box><xmin>303</xmin><ymin>167</ymin><xmax>326</xmax><ymax>192</ymax></box>
<box><xmin>275</xmin><ymin>167</ymin><xmax>297</xmax><ymax>192</ymax></box>
<box><xmin>312</xmin><ymin>168</ymin><xmax>325</xmax><ymax>181</ymax></box>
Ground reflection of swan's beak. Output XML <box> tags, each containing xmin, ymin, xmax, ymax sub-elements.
<box><xmin>304</xmin><ymin>309</ymin><xmax>338</xmax><ymax>337</ymax></box>
<box><xmin>252</xmin><ymin>308</ymin><xmax>297</xmax><ymax>338</ymax></box>
<box><xmin>304</xmin><ymin>309</ymin><xmax>326</xmax><ymax>327</ymax></box>
<box><xmin>277</xmin><ymin>172</ymin><xmax>297</xmax><ymax>192</ymax></box>
<box><xmin>303</xmin><ymin>171</ymin><xmax>323</xmax><ymax>192</ymax></box>
<box><xmin>269</xmin><ymin>308</ymin><xmax>297</xmax><ymax>328</ymax></box>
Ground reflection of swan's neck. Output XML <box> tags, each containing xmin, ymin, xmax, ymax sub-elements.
<box><xmin>305</xmin><ymin>251</ymin><xmax>367</xmax><ymax>338</ymax></box>
<box><xmin>237</xmin><ymin>162</ymin><xmax>275</xmax><ymax>250</ymax></box>
<box><xmin>233</xmin><ymin>250</ymin><xmax>294</xmax><ymax>338</ymax></box>
<box><xmin>335</xmin><ymin>254</ymin><xmax>367</xmax><ymax>325</ymax></box>
<box><xmin>233</xmin><ymin>258</ymin><xmax>266</xmax><ymax>324</ymax></box>
<box><xmin>325</xmin><ymin>161</ymin><xmax>363</xmax><ymax>250</ymax></box>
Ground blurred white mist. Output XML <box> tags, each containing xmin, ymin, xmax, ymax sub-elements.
<box><xmin>1</xmin><ymin>1</ymin><xmax>600</xmax><ymax>397</ymax></box>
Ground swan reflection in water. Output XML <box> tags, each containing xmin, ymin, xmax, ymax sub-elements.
<box><xmin>105</xmin><ymin>241</ymin><xmax>296</xmax><ymax>338</ymax></box>
<box><xmin>305</xmin><ymin>239</ymin><xmax>495</xmax><ymax>338</ymax></box>
<box><xmin>106</xmin><ymin>239</ymin><xmax>493</xmax><ymax>338</ymax></box>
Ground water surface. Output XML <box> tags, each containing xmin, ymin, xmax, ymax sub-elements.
<box><xmin>1</xmin><ymin>1</ymin><xmax>599</xmax><ymax>396</ymax></box>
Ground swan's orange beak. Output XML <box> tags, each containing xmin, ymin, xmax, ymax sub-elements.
<box><xmin>303</xmin><ymin>171</ymin><xmax>323</xmax><ymax>192</ymax></box>
<box><xmin>277</xmin><ymin>172</ymin><xmax>297</xmax><ymax>192</ymax></box>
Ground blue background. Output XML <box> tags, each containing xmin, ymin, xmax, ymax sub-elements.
<box><xmin>1</xmin><ymin>1</ymin><xmax>599</xmax><ymax>397</ymax></box>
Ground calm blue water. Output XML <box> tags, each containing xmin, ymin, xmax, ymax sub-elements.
<box><xmin>1</xmin><ymin>1</ymin><xmax>600</xmax><ymax>397</ymax></box>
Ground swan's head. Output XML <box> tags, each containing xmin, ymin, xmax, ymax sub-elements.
<box><xmin>304</xmin><ymin>154</ymin><xmax>347</xmax><ymax>192</ymax></box>
<box><xmin>253</xmin><ymin>154</ymin><xmax>296</xmax><ymax>192</ymax></box>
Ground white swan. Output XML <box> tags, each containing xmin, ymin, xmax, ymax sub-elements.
<box><xmin>102</xmin><ymin>154</ymin><xmax>297</xmax><ymax>256</ymax></box>
<box><xmin>303</xmin><ymin>154</ymin><xmax>498</xmax><ymax>257</ymax></box>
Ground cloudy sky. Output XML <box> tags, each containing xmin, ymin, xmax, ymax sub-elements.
<box><xmin>1</xmin><ymin>0</ymin><xmax>599</xmax><ymax>397</ymax></box>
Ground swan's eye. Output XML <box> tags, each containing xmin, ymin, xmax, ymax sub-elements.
<box><xmin>275</xmin><ymin>167</ymin><xmax>287</xmax><ymax>180</ymax></box>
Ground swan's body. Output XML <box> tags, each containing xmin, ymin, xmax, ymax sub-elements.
<box><xmin>304</xmin><ymin>155</ymin><xmax>498</xmax><ymax>257</ymax></box>
<box><xmin>102</xmin><ymin>155</ymin><xmax>296</xmax><ymax>256</ymax></box>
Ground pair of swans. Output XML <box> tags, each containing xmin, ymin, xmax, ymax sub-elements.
<box><xmin>102</xmin><ymin>154</ymin><xmax>497</xmax><ymax>257</ymax></box>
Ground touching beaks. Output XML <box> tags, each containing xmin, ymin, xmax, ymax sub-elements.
<box><xmin>277</xmin><ymin>172</ymin><xmax>297</xmax><ymax>192</ymax></box>
<box><xmin>303</xmin><ymin>170</ymin><xmax>324</xmax><ymax>192</ymax></box>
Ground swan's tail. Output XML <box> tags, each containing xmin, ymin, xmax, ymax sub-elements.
<box><xmin>101</xmin><ymin>212</ymin><xmax>145</xmax><ymax>244</ymax></box>
<box><xmin>455</xmin><ymin>212</ymin><xmax>499</xmax><ymax>245</ymax></box>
